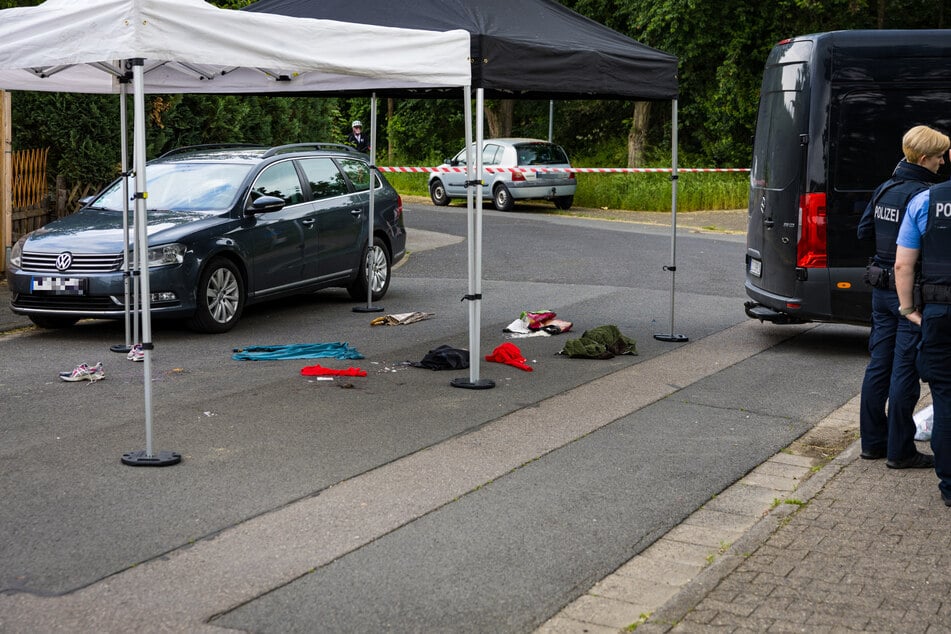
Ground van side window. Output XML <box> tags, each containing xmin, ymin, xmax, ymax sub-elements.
<box><xmin>834</xmin><ymin>90</ymin><xmax>951</xmax><ymax>191</ymax></box>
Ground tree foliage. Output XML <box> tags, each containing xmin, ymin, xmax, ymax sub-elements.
<box><xmin>3</xmin><ymin>0</ymin><xmax>950</xmax><ymax>187</ymax></box>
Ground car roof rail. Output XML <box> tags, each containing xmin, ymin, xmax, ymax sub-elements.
<box><xmin>157</xmin><ymin>143</ymin><xmax>268</xmax><ymax>159</ymax></box>
<box><xmin>262</xmin><ymin>143</ymin><xmax>365</xmax><ymax>157</ymax></box>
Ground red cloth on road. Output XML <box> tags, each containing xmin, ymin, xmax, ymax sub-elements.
<box><xmin>300</xmin><ymin>364</ymin><xmax>367</xmax><ymax>377</ymax></box>
<box><xmin>485</xmin><ymin>342</ymin><xmax>533</xmax><ymax>372</ymax></box>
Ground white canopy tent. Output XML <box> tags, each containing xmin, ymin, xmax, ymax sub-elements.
<box><xmin>0</xmin><ymin>0</ymin><xmax>472</xmax><ymax>464</ymax></box>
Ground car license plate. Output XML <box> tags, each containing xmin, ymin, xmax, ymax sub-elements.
<box><xmin>749</xmin><ymin>258</ymin><xmax>762</xmax><ymax>278</ymax></box>
<box><xmin>31</xmin><ymin>276</ymin><xmax>86</xmax><ymax>295</ymax></box>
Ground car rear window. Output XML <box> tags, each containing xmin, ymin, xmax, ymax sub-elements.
<box><xmin>515</xmin><ymin>143</ymin><xmax>570</xmax><ymax>166</ymax></box>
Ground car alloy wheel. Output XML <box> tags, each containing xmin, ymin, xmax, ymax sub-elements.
<box><xmin>188</xmin><ymin>257</ymin><xmax>245</xmax><ymax>333</ymax></box>
<box><xmin>348</xmin><ymin>237</ymin><xmax>391</xmax><ymax>301</ymax></box>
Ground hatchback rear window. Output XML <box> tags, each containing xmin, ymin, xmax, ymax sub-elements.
<box><xmin>515</xmin><ymin>143</ymin><xmax>569</xmax><ymax>166</ymax></box>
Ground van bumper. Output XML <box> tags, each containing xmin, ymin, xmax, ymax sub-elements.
<box><xmin>744</xmin><ymin>300</ymin><xmax>809</xmax><ymax>324</ymax></box>
<box><xmin>744</xmin><ymin>271</ymin><xmax>871</xmax><ymax>326</ymax></box>
<box><xmin>743</xmin><ymin>279</ymin><xmax>812</xmax><ymax>324</ymax></box>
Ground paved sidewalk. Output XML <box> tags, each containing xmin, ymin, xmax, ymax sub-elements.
<box><xmin>540</xmin><ymin>392</ymin><xmax>948</xmax><ymax>633</ymax></box>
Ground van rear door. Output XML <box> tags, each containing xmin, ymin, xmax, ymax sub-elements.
<box><xmin>746</xmin><ymin>40</ymin><xmax>813</xmax><ymax>315</ymax></box>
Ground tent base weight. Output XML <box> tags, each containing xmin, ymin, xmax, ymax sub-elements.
<box><xmin>110</xmin><ymin>344</ymin><xmax>132</xmax><ymax>353</ymax></box>
<box><xmin>353</xmin><ymin>305</ymin><xmax>384</xmax><ymax>313</ymax></box>
<box><xmin>450</xmin><ymin>378</ymin><xmax>495</xmax><ymax>390</ymax></box>
<box><xmin>121</xmin><ymin>450</ymin><xmax>182</xmax><ymax>467</ymax></box>
<box><xmin>654</xmin><ymin>333</ymin><xmax>689</xmax><ymax>343</ymax></box>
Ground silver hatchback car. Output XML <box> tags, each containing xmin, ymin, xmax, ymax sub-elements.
<box><xmin>428</xmin><ymin>138</ymin><xmax>576</xmax><ymax>211</ymax></box>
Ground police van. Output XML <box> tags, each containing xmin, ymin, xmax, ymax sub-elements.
<box><xmin>744</xmin><ymin>30</ymin><xmax>951</xmax><ymax>326</ymax></box>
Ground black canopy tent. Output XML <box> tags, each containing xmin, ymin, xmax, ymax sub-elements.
<box><xmin>247</xmin><ymin>0</ymin><xmax>677</xmax><ymax>101</ymax></box>
<box><xmin>248</xmin><ymin>0</ymin><xmax>685</xmax><ymax>389</ymax></box>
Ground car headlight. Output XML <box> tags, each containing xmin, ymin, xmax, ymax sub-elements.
<box><xmin>147</xmin><ymin>243</ymin><xmax>186</xmax><ymax>268</ymax></box>
<box><xmin>9</xmin><ymin>235</ymin><xmax>26</xmax><ymax>268</ymax></box>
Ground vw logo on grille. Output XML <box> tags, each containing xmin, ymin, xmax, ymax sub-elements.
<box><xmin>55</xmin><ymin>252</ymin><xmax>73</xmax><ymax>272</ymax></box>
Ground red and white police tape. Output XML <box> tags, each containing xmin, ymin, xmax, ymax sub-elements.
<box><xmin>376</xmin><ymin>166</ymin><xmax>750</xmax><ymax>174</ymax></box>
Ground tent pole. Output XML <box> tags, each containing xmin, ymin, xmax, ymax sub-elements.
<box><xmin>122</xmin><ymin>59</ymin><xmax>180</xmax><ymax>467</ymax></box>
<box><xmin>354</xmin><ymin>93</ymin><xmax>383</xmax><ymax>313</ymax></box>
<box><xmin>548</xmin><ymin>100</ymin><xmax>554</xmax><ymax>142</ymax></box>
<box><xmin>654</xmin><ymin>98</ymin><xmax>688</xmax><ymax>343</ymax></box>
<box><xmin>452</xmin><ymin>86</ymin><xmax>493</xmax><ymax>390</ymax></box>
<box><xmin>110</xmin><ymin>79</ymin><xmax>133</xmax><ymax>354</ymax></box>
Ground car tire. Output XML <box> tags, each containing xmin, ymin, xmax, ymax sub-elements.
<box><xmin>187</xmin><ymin>257</ymin><xmax>245</xmax><ymax>334</ymax></box>
<box><xmin>430</xmin><ymin>179</ymin><xmax>450</xmax><ymax>206</ymax></box>
<box><xmin>28</xmin><ymin>315</ymin><xmax>79</xmax><ymax>329</ymax></box>
<box><xmin>554</xmin><ymin>195</ymin><xmax>574</xmax><ymax>210</ymax></box>
<box><xmin>347</xmin><ymin>236</ymin><xmax>391</xmax><ymax>301</ymax></box>
<box><xmin>493</xmin><ymin>184</ymin><xmax>514</xmax><ymax>211</ymax></box>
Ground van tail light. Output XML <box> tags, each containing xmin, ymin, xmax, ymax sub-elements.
<box><xmin>797</xmin><ymin>193</ymin><xmax>827</xmax><ymax>268</ymax></box>
<box><xmin>568</xmin><ymin>171</ymin><xmax>575</xmax><ymax>180</ymax></box>
<box><xmin>511</xmin><ymin>170</ymin><xmax>526</xmax><ymax>182</ymax></box>
<box><xmin>396</xmin><ymin>194</ymin><xmax>403</xmax><ymax>220</ymax></box>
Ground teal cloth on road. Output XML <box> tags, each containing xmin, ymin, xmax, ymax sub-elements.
<box><xmin>232</xmin><ymin>342</ymin><xmax>364</xmax><ymax>361</ymax></box>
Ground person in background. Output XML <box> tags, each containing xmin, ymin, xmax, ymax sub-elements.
<box><xmin>346</xmin><ymin>120</ymin><xmax>370</xmax><ymax>154</ymax></box>
<box><xmin>857</xmin><ymin>125</ymin><xmax>948</xmax><ymax>469</ymax></box>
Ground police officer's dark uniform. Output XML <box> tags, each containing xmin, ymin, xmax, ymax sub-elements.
<box><xmin>856</xmin><ymin>159</ymin><xmax>942</xmax><ymax>466</ymax></box>
<box><xmin>910</xmin><ymin>181</ymin><xmax>951</xmax><ymax>501</ymax></box>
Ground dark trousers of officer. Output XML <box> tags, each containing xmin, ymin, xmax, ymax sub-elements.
<box><xmin>917</xmin><ymin>303</ymin><xmax>951</xmax><ymax>498</ymax></box>
<box><xmin>860</xmin><ymin>287</ymin><xmax>922</xmax><ymax>460</ymax></box>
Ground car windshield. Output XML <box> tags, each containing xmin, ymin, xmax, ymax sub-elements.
<box><xmin>515</xmin><ymin>143</ymin><xmax>570</xmax><ymax>166</ymax></box>
<box><xmin>91</xmin><ymin>162</ymin><xmax>254</xmax><ymax>213</ymax></box>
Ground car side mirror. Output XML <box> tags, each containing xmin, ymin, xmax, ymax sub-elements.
<box><xmin>247</xmin><ymin>195</ymin><xmax>286</xmax><ymax>214</ymax></box>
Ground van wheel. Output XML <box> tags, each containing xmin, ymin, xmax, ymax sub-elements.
<box><xmin>554</xmin><ymin>195</ymin><xmax>573</xmax><ymax>210</ymax></box>
<box><xmin>187</xmin><ymin>257</ymin><xmax>244</xmax><ymax>333</ymax></box>
<box><xmin>29</xmin><ymin>315</ymin><xmax>79</xmax><ymax>329</ymax></box>
<box><xmin>347</xmin><ymin>237</ymin><xmax>391</xmax><ymax>301</ymax></box>
<box><xmin>429</xmin><ymin>179</ymin><xmax>450</xmax><ymax>206</ymax></box>
<box><xmin>493</xmin><ymin>184</ymin><xmax>514</xmax><ymax>211</ymax></box>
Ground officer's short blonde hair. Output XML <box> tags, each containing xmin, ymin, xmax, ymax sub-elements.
<box><xmin>903</xmin><ymin>125</ymin><xmax>950</xmax><ymax>163</ymax></box>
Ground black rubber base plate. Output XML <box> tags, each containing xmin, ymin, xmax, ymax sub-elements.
<box><xmin>450</xmin><ymin>378</ymin><xmax>496</xmax><ymax>390</ymax></box>
<box><xmin>121</xmin><ymin>450</ymin><xmax>182</xmax><ymax>467</ymax></box>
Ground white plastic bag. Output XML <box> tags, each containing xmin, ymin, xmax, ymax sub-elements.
<box><xmin>914</xmin><ymin>404</ymin><xmax>934</xmax><ymax>441</ymax></box>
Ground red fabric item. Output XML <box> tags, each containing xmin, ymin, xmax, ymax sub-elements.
<box><xmin>524</xmin><ymin>311</ymin><xmax>557</xmax><ymax>330</ymax></box>
<box><xmin>300</xmin><ymin>364</ymin><xmax>367</xmax><ymax>377</ymax></box>
<box><xmin>485</xmin><ymin>342</ymin><xmax>533</xmax><ymax>372</ymax></box>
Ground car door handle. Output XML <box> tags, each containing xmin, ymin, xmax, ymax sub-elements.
<box><xmin>350</xmin><ymin>209</ymin><xmax>363</xmax><ymax>217</ymax></box>
<box><xmin>301</xmin><ymin>218</ymin><xmax>316</xmax><ymax>227</ymax></box>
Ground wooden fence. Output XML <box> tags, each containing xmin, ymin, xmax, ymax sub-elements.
<box><xmin>7</xmin><ymin>149</ymin><xmax>101</xmax><ymax>245</ymax></box>
<box><xmin>10</xmin><ymin>147</ymin><xmax>48</xmax><ymax>243</ymax></box>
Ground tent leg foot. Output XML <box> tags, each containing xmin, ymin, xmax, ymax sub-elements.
<box><xmin>121</xmin><ymin>450</ymin><xmax>182</xmax><ymax>467</ymax></box>
<box><xmin>654</xmin><ymin>333</ymin><xmax>689</xmax><ymax>343</ymax></box>
<box><xmin>450</xmin><ymin>378</ymin><xmax>495</xmax><ymax>390</ymax></box>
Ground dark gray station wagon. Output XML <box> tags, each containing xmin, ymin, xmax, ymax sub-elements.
<box><xmin>7</xmin><ymin>144</ymin><xmax>406</xmax><ymax>333</ymax></box>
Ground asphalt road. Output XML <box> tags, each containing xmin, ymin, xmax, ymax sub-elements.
<box><xmin>0</xmin><ymin>202</ymin><xmax>869</xmax><ymax>632</ymax></box>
